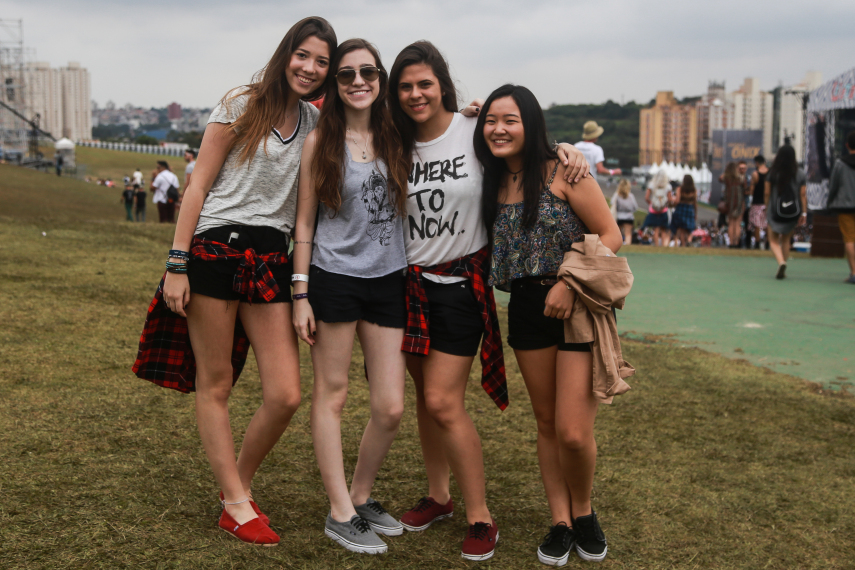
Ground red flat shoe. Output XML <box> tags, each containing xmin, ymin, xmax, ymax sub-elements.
<box><xmin>220</xmin><ymin>491</ymin><xmax>270</xmax><ymax>526</ymax></box>
<box><xmin>218</xmin><ymin>508</ymin><xmax>279</xmax><ymax>546</ymax></box>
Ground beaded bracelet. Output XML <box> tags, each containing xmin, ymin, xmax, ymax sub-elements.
<box><xmin>168</xmin><ymin>249</ymin><xmax>190</xmax><ymax>260</ymax></box>
<box><xmin>166</xmin><ymin>260</ymin><xmax>188</xmax><ymax>274</ymax></box>
<box><xmin>292</xmin><ymin>292</ymin><xmax>309</xmax><ymax>301</ymax></box>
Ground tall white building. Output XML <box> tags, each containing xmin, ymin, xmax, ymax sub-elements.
<box><xmin>729</xmin><ymin>78</ymin><xmax>774</xmax><ymax>157</ymax></box>
<box><xmin>23</xmin><ymin>60</ymin><xmax>92</xmax><ymax>142</ymax></box>
<box><xmin>777</xmin><ymin>71</ymin><xmax>823</xmax><ymax>162</ymax></box>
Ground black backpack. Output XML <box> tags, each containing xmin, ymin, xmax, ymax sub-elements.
<box><xmin>166</xmin><ymin>184</ymin><xmax>180</xmax><ymax>203</ymax></box>
<box><xmin>771</xmin><ymin>176</ymin><xmax>801</xmax><ymax>222</ymax></box>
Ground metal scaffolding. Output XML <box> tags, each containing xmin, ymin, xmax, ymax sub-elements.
<box><xmin>0</xmin><ymin>19</ymin><xmax>28</xmax><ymax>153</ymax></box>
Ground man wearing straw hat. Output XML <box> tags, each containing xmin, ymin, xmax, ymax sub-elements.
<box><xmin>575</xmin><ymin>120</ymin><xmax>621</xmax><ymax>181</ymax></box>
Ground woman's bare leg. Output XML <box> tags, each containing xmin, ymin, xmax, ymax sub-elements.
<box><xmin>234</xmin><ymin>302</ymin><xmax>302</xmax><ymax>497</ymax></box>
<box><xmin>514</xmin><ymin>346</ymin><xmax>572</xmax><ymax>525</ymax></box>
<box><xmin>349</xmin><ymin>321</ymin><xmax>406</xmax><ymax>505</ymax></box>
<box><xmin>406</xmin><ymin>353</ymin><xmax>452</xmax><ymax>504</ymax></box>
<box><xmin>769</xmin><ymin>230</ymin><xmax>786</xmax><ymax>265</ymax></box>
<box><xmin>554</xmin><ymin>350</ymin><xmax>600</xmax><ymax>518</ymax></box>
<box><xmin>310</xmin><ymin>320</ymin><xmax>359</xmax><ymax>522</ymax></box>
<box><xmin>186</xmin><ymin>295</ymin><xmax>256</xmax><ymax>524</ymax></box>
<box><xmin>421</xmin><ymin>350</ymin><xmax>490</xmax><ymax>524</ymax></box>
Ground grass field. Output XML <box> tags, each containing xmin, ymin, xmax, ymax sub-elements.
<box><xmin>2</xmin><ymin>158</ymin><xmax>854</xmax><ymax>569</ymax></box>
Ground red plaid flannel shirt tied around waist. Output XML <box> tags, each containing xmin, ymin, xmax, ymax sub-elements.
<box><xmin>131</xmin><ymin>236</ymin><xmax>289</xmax><ymax>393</ymax></box>
<box><xmin>402</xmin><ymin>246</ymin><xmax>508</xmax><ymax>410</ymax></box>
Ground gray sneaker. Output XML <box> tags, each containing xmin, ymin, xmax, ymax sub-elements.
<box><xmin>354</xmin><ymin>498</ymin><xmax>404</xmax><ymax>536</ymax></box>
<box><xmin>325</xmin><ymin>513</ymin><xmax>388</xmax><ymax>554</ymax></box>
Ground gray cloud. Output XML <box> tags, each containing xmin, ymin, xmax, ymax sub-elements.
<box><xmin>1</xmin><ymin>0</ymin><xmax>851</xmax><ymax>109</ymax></box>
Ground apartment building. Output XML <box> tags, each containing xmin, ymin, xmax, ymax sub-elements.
<box><xmin>729</xmin><ymin>77</ymin><xmax>774</xmax><ymax>157</ymax></box>
<box><xmin>24</xmin><ymin>60</ymin><xmax>91</xmax><ymax>142</ymax></box>
<box><xmin>639</xmin><ymin>91</ymin><xmax>698</xmax><ymax>165</ymax></box>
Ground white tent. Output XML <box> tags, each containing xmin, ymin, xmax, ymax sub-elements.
<box><xmin>54</xmin><ymin>138</ymin><xmax>75</xmax><ymax>168</ymax></box>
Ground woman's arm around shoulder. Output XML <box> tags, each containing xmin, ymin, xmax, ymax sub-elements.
<box><xmin>554</xmin><ymin>163</ymin><xmax>622</xmax><ymax>255</ymax></box>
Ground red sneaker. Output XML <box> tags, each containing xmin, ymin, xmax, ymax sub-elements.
<box><xmin>218</xmin><ymin>508</ymin><xmax>279</xmax><ymax>546</ymax></box>
<box><xmin>220</xmin><ymin>491</ymin><xmax>270</xmax><ymax>526</ymax></box>
<box><xmin>461</xmin><ymin>518</ymin><xmax>498</xmax><ymax>561</ymax></box>
<box><xmin>400</xmin><ymin>496</ymin><xmax>454</xmax><ymax>532</ymax></box>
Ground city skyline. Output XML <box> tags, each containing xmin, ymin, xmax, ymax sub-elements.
<box><xmin>1</xmin><ymin>0</ymin><xmax>851</xmax><ymax>109</ymax></box>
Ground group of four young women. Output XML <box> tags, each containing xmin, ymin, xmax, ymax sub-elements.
<box><xmin>144</xmin><ymin>15</ymin><xmax>622</xmax><ymax>565</ymax></box>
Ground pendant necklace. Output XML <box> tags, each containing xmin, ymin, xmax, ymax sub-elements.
<box><xmin>347</xmin><ymin>127</ymin><xmax>370</xmax><ymax>160</ymax></box>
<box><xmin>509</xmin><ymin>167</ymin><xmax>523</xmax><ymax>183</ymax></box>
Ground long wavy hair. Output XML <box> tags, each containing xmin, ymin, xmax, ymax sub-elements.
<box><xmin>312</xmin><ymin>38</ymin><xmax>409</xmax><ymax>217</ymax></box>
<box><xmin>474</xmin><ymin>84</ymin><xmax>558</xmax><ymax>238</ymax></box>
<box><xmin>617</xmin><ymin>178</ymin><xmax>631</xmax><ymax>198</ymax></box>
<box><xmin>388</xmin><ymin>41</ymin><xmax>458</xmax><ymax>159</ymax></box>
<box><xmin>723</xmin><ymin>161</ymin><xmax>740</xmax><ymax>185</ymax></box>
<box><xmin>680</xmin><ymin>174</ymin><xmax>696</xmax><ymax>198</ymax></box>
<box><xmin>768</xmin><ymin>144</ymin><xmax>797</xmax><ymax>193</ymax></box>
<box><xmin>220</xmin><ymin>17</ymin><xmax>336</xmax><ymax>165</ymax></box>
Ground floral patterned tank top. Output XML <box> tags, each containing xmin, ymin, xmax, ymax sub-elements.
<box><xmin>489</xmin><ymin>164</ymin><xmax>589</xmax><ymax>292</ymax></box>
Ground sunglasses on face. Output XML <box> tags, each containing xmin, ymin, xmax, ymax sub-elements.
<box><xmin>335</xmin><ymin>66</ymin><xmax>383</xmax><ymax>85</ymax></box>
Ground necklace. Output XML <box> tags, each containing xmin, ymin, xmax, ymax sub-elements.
<box><xmin>508</xmin><ymin>167</ymin><xmax>523</xmax><ymax>183</ymax></box>
<box><xmin>347</xmin><ymin>127</ymin><xmax>370</xmax><ymax>160</ymax></box>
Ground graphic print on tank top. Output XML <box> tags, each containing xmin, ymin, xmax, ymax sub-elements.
<box><xmin>361</xmin><ymin>170</ymin><xmax>396</xmax><ymax>245</ymax></box>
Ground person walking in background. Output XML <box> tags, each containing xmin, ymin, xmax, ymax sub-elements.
<box><xmin>748</xmin><ymin>155</ymin><xmax>769</xmax><ymax>249</ymax></box>
<box><xmin>575</xmin><ymin>121</ymin><xmax>621</xmax><ymax>181</ymax></box>
<box><xmin>133</xmin><ymin>183</ymin><xmax>146</xmax><ymax>222</ymax></box>
<box><xmin>132</xmin><ymin>167</ymin><xmax>143</xmax><ymax>188</ymax></box>
<box><xmin>764</xmin><ymin>145</ymin><xmax>807</xmax><ymax>279</ymax></box>
<box><xmin>643</xmin><ymin>170</ymin><xmax>671</xmax><ymax>246</ymax></box>
<box><xmin>738</xmin><ymin>160</ymin><xmax>752</xmax><ymax>248</ymax></box>
<box><xmin>150</xmin><ymin>160</ymin><xmax>179</xmax><ymax>223</ymax></box>
<box><xmin>721</xmin><ymin>162</ymin><xmax>747</xmax><ymax>248</ymax></box>
<box><xmin>54</xmin><ymin>151</ymin><xmax>63</xmax><ymax>176</ymax></box>
<box><xmin>670</xmin><ymin>174</ymin><xmax>697</xmax><ymax>247</ymax></box>
<box><xmin>121</xmin><ymin>184</ymin><xmax>135</xmax><ymax>221</ymax></box>
<box><xmin>826</xmin><ymin>130</ymin><xmax>855</xmax><ymax>283</ymax></box>
<box><xmin>612</xmin><ymin>179</ymin><xmax>637</xmax><ymax>245</ymax></box>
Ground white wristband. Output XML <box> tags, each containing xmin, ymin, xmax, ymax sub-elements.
<box><xmin>291</xmin><ymin>273</ymin><xmax>309</xmax><ymax>283</ymax></box>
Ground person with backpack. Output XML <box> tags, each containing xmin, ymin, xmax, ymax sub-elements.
<box><xmin>764</xmin><ymin>145</ymin><xmax>806</xmax><ymax>279</ymax></box>
<box><xmin>150</xmin><ymin>160</ymin><xmax>180</xmax><ymax>223</ymax></box>
<box><xmin>643</xmin><ymin>170</ymin><xmax>672</xmax><ymax>246</ymax></box>
<box><xmin>134</xmin><ymin>183</ymin><xmax>147</xmax><ymax>222</ymax></box>
<box><xmin>120</xmin><ymin>184</ymin><xmax>135</xmax><ymax>221</ymax></box>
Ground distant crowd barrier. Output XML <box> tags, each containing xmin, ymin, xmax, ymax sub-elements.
<box><xmin>77</xmin><ymin>141</ymin><xmax>189</xmax><ymax>157</ymax></box>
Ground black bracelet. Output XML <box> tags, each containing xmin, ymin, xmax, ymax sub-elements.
<box><xmin>166</xmin><ymin>265</ymin><xmax>188</xmax><ymax>274</ymax></box>
<box><xmin>168</xmin><ymin>249</ymin><xmax>190</xmax><ymax>260</ymax></box>
<box><xmin>292</xmin><ymin>292</ymin><xmax>309</xmax><ymax>300</ymax></box>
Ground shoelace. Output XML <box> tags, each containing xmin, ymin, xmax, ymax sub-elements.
<box><xmin>543</xmin><ymin>522</ymin><xmax>571</xmax><ymax>547</ymax></box>
<box><xmin>352</xmin><ymin>516</ymin><xmax>372</xmax><ymax>534</ymax></box>
<box><xmin>574</xmin><ymin>515</ymin><xmax>604</xmax><ymax>542</ymax></box>
<box><xmin>366</xmin><ymin>501</ymin><xmax>388</xmax><ymax>515</ymax></box>
<box><xmin>468</xmin><ymin>522</ymin><xmax>491</xmax><ymax>541</ymax></box>
<box><xmin>412</xmin><ymin>497</ymin><xmax>435</xmax><ymax>513</ymax></box>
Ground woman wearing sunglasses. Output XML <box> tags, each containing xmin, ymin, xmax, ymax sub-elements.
<box><xmin>133</xmin><ymin>17</ymin><xmax>336</xmax><ymax>546</ymax></box>
<box><xmin>292</xmin><ymin>39</ymin><xmax>411</xmax><ymax>555</ymax></box>
<box><xmin>388</xmin><ymin>41</ymin><xmax>590</xmax><ymax>561</ymax></box>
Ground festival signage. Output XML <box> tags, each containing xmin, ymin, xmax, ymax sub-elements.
<box><xmin>709</xmin><ymin>130</ymin><xmax>763</xmax><ymax>205</ymax></box>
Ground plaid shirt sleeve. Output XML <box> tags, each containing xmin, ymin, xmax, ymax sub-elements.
<box><xmin>402</xmin><ymin>247</ymin><xmax>508</xmax><ymax>410</ymax></box>
<box><xmin>131</xmin><ymin>237</ymin><xmax>287</xmax><ymax>393</ymax></box>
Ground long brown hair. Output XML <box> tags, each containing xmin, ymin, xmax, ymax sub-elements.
<box><xmin>221</xmin><ymin>17</ymin><xmax>336</xmax><ymax>165</ymax></box>
<box><xmin>680</xmin><ymin>174</ymin><xmax>696</xmax><ymax>198</ymax></box>
<box><xmin>312</xmin><ymin>38</ymin><xmax>409</xmax><ymax>217</ymax></box>
<box><xmin>388</xmin><ymin>41</ymin><xmax>458</xmax><ymax>160</ymax></box>
<box><xmin>723</xmin><ymin>161</ymin><xmax>740</xmax><ymax>185</ymax></box>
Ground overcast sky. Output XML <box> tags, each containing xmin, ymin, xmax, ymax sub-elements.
<box><xmin>2</xmin><ymin>0</ymin><xmax>852</xmax><ymax>110</ymax></box>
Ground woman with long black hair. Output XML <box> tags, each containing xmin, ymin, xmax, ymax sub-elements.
<box><xmin>133</xmin><ymin>17</ymin><xmax>337</xmax><ymax>546</ymax></box>
<box><xmin>475</xmin><ymin>84</ymin><xmax>624</xmax><ymax>565</ymax></box>
<box><xmin>764</xmin><ymin>145</ymin><xmax>807</xmax><ymax>279</ymax></box>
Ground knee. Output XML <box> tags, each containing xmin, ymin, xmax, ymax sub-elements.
<box><xmin>556</xmin><ymin>424</ymin><xmax>594</xmax><ymax>452</ymax></box>
<box><xmin>372</xmin><ymin>402</ymin><xmax>404</xmax><ymax>432</ymax></box>
<box><xmin>424</xmin><ymin>393</ymin><xmax>462</xmax><ymax>428</ymax></box>
<box><xmin>534</xmin><ymin>415</ymin><xmax>557</xmax><ymax>439</ymax></box>
<box><xmin>265</xmin><ymin>389</ymin><xmax>301</xmax><ymax>418</ymax></box>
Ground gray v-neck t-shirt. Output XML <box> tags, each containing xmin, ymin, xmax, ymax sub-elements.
<box><xmin>195</xmin><ymin>89</ymin><xmax>319</xmax><ymax>236</ymax></box>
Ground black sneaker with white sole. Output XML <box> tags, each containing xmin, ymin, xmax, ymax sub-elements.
<box><xmin>572</xmin><ymin>511</ymin><xmax>607</xmax><ymax>562</ymax></box>
<box><xmin>537</xmin><ymin>522</ymin><xmax>574</xmax><ymax>566</ymax></box>
<box><xmin>324</xmin><ymin>513</ymin><xmax>387</xmax><ymax>554</ymax></box>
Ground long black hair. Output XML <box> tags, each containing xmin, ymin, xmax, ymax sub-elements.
<box><xmin>388</xmin><ymin>41</ymin><xmax>458</xmax><ymax>160</ymax></box>
<box><xmin>769</xmin><ymin>144</ymin><xmax>797</xmax><ymax>193</ymax></box>
<box><xmin>474</xmin><ymin>84</ymin><xmax>557</xmax><ymax>237</ymax></box>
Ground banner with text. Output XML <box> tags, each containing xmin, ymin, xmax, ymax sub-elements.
<box><xmin>710</xmin><ymin>130</ymin><xmax>763</xmax><ymax>205</ymax></box>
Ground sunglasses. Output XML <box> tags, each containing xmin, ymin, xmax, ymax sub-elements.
<box><xmin>335</xmin><ymin>66</ymin><xmax>384</xmax><ymax>85</ymax></box>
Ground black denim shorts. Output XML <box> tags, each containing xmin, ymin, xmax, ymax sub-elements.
<box><xmin>422</xmin><ymin>278</ymin><xmax>484</xmax><ymax>357</ymax></box>
<box><xmin>187</xmin><ymin>225</ymin><xmax>292</xmax><ymax>303</ymax></box>
<box><xmin>308</xmin><ymin>265</ymin><xmax>406</xmax><ymax>328</ymax></box>
<box><xmin>507</xmin><ymin>277</ymin><xmax>592</xmax><ymax>352</ymax></box>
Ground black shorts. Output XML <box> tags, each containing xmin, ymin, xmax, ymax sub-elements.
<box><xmin>507</xmin><ymin>278</ymin><xmax>592</xmax><ymax>352</ymax></box>
<box><xmin>188</xmin><ymin>225</ymin><xmax>292</xmax><ymax>303</ymax></box>
<box><xmin>423</xmin><ymin>278</ymin><xmax>484</xmax><ymax>357</ymax></box>
<box><xmin>308</xmin><ymin>265</ymin><xmax>406</xmax><ymax>328</ymax></box>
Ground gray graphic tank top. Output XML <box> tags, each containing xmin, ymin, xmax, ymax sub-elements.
<box><xmin>312</xmin><ymin>146</ymin><xmax>407</xmax><ymax>278</ymax></box>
